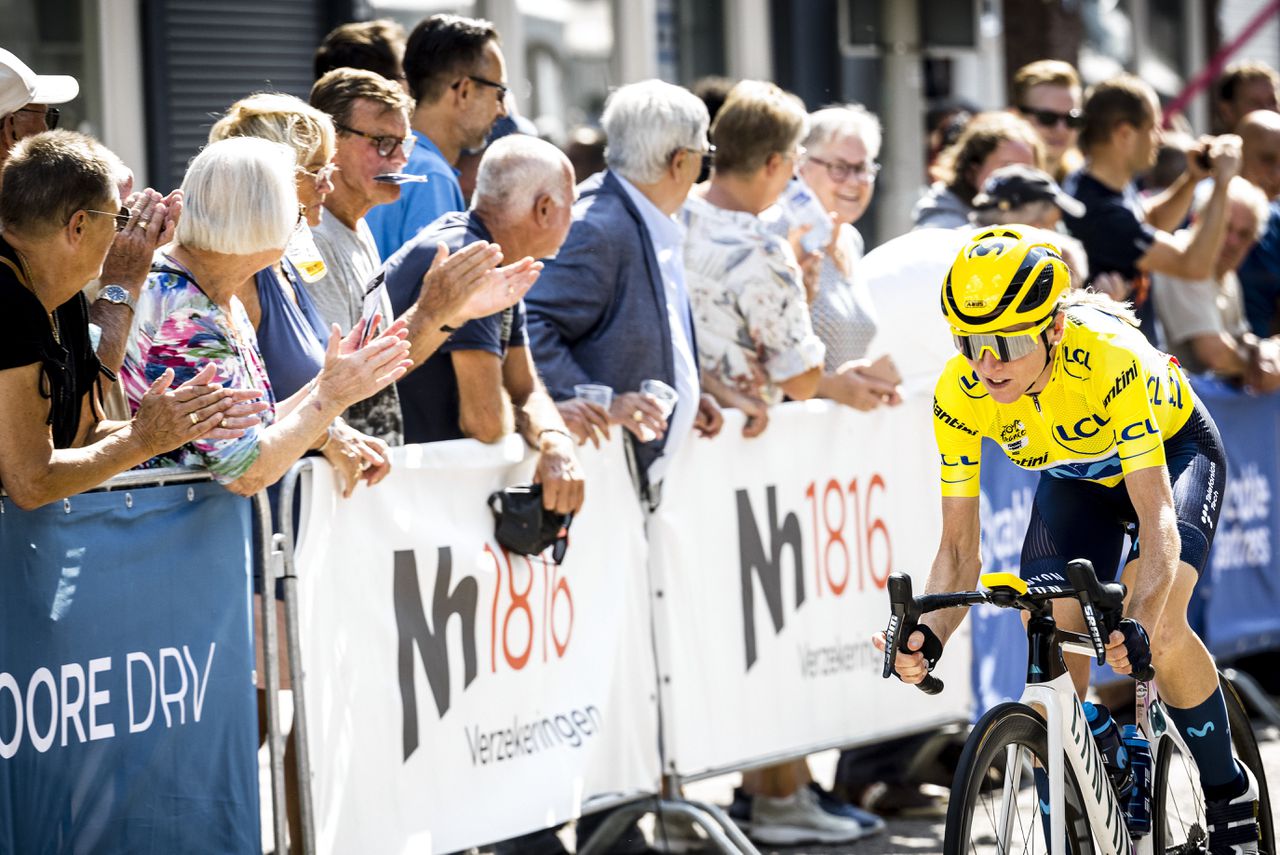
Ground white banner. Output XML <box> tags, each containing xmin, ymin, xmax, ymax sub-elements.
<box><xmin>647</xmin><ymin>396</ymin><xmax>973</xmax><ymax>778</ymax></box>
<box><xmin>293</xmin><ymin>437</ymin><xmax>660</xmax><ymax>854</ymax></box>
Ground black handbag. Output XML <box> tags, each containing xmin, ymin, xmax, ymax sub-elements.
<box><xmin>487</xmin><ymin>484</ymin><xmax>573</xmax><ymax>563</ymax></box>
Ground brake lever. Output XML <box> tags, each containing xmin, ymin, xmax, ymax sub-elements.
<box><xmin>1065</xmin><ymin>559</ymin><xmax>1109</xmax><ymax>664</ymax></box>
<box><xmin>882</xmin><ymin>574</ymin><xmax>911</xmax><ymax>679</ymax></box>
<box><xmin>884</xmin><ymin>574</ymin><xmax>945</xmax><ymax>694</ymax></box>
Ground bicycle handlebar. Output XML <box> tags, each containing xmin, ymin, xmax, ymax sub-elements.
<box><xmin>881</xmin><ymin>559</ymin><xmax>1154</xmax><ymax>693</ymax></box>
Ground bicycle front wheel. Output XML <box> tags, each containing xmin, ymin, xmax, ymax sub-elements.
<box><xmin>945</xmin><ymin>702</ymin><xmax>1096</xmax><ymax>855</ymax></box>
<box><xmin>1152</xmin><ymin>672</ymin><xmax>1275</xmax><ymax>854</ymax></box>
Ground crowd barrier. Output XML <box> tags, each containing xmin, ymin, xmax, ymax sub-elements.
<box><xmin>0</xmin><ymin>470</ymin><xmax>260</xmax><ymax>854</ymax></box>
<box><xmin>281</xmin><ymin>395</ymin><xmax>974</xmax><ymax>854</ymax></box>
<box><xmin>282</xmin><ymin>438</ymin><xmax>660</xmax><ymax>854</ymax></box>
<box><xmin>4</xmin><ymin>376</ymin><xmax>1278</xmax><ymax>854</ymax></box>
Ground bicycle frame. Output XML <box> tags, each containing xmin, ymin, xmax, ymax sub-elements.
<box><xmin>1003</xmin><ymin>621</ymin><xmax>1193</xmax><ymax>855</ymax></box>
<box><xmin>1023</xmin><ymin>672</ymin><xmax>1132</xmax><ymax>855</ymax></box>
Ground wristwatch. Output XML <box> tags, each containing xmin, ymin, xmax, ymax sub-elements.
<box><xmin>96</xmin><ymin>284</ymin><xmax>137</xmax><ymax>311</ymax></box>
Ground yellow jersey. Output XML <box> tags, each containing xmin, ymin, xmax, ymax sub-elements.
<box><xmin>933</xmin><ymin>305</ymin><xmax>1194</xmax><ymax>498</ymax></box>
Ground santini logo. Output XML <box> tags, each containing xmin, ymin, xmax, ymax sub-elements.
<box><xmin>1102</xmin><ymin>362</ymin><xmax>1139</xmax><ymax>407</ymax></box>
<box><xmin>933</xmin><ymin>400</ymin><xmax>978</xmax><ymax>435</ymax></box>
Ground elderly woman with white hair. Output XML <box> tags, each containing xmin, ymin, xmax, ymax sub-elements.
<box><xmin>206</xmin><ymin>92</ymin><xmax>398</xmax><ymax>494</ymax></box>
<box><xmin>784</xmin><ymin>104</ymin><xmax>903</xmax><ymax>412</ymax></box>
<box><xmin>119</xmin><ymin>136</ymin><xmax>411</xmax><ymax>495</ymax></box>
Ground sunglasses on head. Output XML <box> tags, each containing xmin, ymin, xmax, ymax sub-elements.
<box><xmin>952</xmin><ymin>314</ymin><xmax>1055</xmax><ymax>362</ymax></box>
<box><xmin>1018</xmin><ymin>105</ymin><xmax>1084</xmax><ymax>130</ymax></box>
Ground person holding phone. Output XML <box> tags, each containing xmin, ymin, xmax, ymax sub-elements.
<box><xmin>786</xmin><ymin>104</ymin><xmax>903</xmax><ymax>412</ymax></box>
<box><xmin>1061</xmin><ymin>74</ymin><xmax>1239</xmax><ymax>349</ymax></box>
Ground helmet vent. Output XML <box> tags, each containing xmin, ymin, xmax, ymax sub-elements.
<box><xmin>1015</xmin><ymin>264</ymin><xmax>1057</xmax><ymax>314</ymax></box>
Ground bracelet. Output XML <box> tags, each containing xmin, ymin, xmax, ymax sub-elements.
<box><xmin>538</xmin><ymin>428</ymin><xmax>574</xmax><ymax>444</ymax></box>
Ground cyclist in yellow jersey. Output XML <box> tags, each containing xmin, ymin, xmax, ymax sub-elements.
<box><xmin>875</xmin><ymin>227</ymin><xmax>1261</xmax><ymax>854</ymax></box>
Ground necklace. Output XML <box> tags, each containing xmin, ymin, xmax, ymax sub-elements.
<box><xmin>12</xmin><ymin>247</ymin><xmax>61</xmax><ymax>345</ymax></box>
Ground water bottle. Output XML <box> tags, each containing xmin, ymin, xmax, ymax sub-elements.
<box><xmin>1122</xmin><ymin>725</ymin><xmax>1152</xmax><ymax>837</ymax></box>
<box><xmin>1083</xmin><ymin>702</ymin><xmax>1131</xmax><ymax>794</ymax></box>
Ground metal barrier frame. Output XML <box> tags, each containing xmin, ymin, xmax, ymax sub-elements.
<box><xmin>278</xmin><ymin>459</ymin><xmax>316</xmax><ymax>855</ymax></box>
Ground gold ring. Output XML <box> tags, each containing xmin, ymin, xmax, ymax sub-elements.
<box><xmin>220</xmin><ymin>418</ymin><xmax>228</xmax><ymax>428</ymax></box>
<box><xmin>189</xmin><ymin>412</ymin><xmax>199</xmax><ymax>426</ymax></box>
<box><xmin>632</xmin><ymin>409</ymin><xmax>643</xmax><ymax>422</ymax></box>
<box><xmin>138</xmin><ymin>220</ymin><xmax>149</xmax><ymax>227</ymax></box>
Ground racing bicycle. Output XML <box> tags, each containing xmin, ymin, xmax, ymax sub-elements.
<box><xmin>881</xmin><ymin>558</ymin><xmax>1275</xmax><ymax>855</ymax></box>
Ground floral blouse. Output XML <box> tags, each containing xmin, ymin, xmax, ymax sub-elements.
<box><xmin>121</xmin><ymin>266</ymin><xmax>276</xmax><ymax>483</ymax></box>
<box><xmin>681</xmin><ymin>193</ymin><xmax>826</xmax><ymax>405</ymax></box>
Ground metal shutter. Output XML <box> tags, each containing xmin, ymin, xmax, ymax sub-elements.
<box><xmin>142</xmin><ymin>0</ymin><xmax>328</xmax><ymax>190</ymax></box>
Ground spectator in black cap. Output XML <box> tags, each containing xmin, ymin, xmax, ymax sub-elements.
<box><xmin>971</xmin><ymin>163</ymin><xmax>1085</xmax><ymax>228</ymax></box>
<box><xmin>970</xmin><ymin>163</ymin><xmax>1110</xmax><ymax>294</ymax></box>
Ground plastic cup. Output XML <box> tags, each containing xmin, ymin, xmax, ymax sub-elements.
<box><xmin>574</xmin><ymin>383</ymin><xmax>613</xmax><ymax>410</ymax></box>
<box><xmin>636</xmin><ymin>379</ymin><xmax>678</xmax><ymax>442</ymax></box>
<box><xmin>640</xmin><ymin>379</ymin><xmax>678</xmax><ymax>418</ymax></box>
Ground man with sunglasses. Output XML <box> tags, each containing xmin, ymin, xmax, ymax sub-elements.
<box><xmin>308</xmin><ymin>68</ymin><xmax>416</xmax><ymax>442</ymax></box>
<box><xmin>879</xmin><ymin>227</ymin><xmax>1262</xmax><ymax>855</ymax></box>
<box><xmin>363</xmin><ymin>14</ymin><xmax>509</xmax><ymax>261</ymax></box>
<box><xmin>0</xmin><ymin>48</ymin><xmax>78</xmax><ymax>183</ymax></box>
<box><xmin>1062</xmin><ymin>74</ymin><xmax>1239</xmax><ymax>349</ymax></box>
<box><xmin>1009</xmin><ymin>60</ymin><xmax>1084</xmax><ymax>182</ymax></box>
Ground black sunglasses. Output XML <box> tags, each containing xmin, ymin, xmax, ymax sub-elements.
<box><xmin>1018</xmin><ymin>105</ymin><xmax>1084</xmax><ymax>130</ymax></box>
<box><xmin>83</xmin><ymin>205</ymin><xmax>130</xmax><ymax>232</ymax></box>
<box><xmin>457</xmin><ymin>74</ymin><xmax>509</xmax><ymax>101</ymax></box>
<box><xmin>16</xmin><ymin>106</ymin><xmax>60</xmax><ymax>129</ymax></box>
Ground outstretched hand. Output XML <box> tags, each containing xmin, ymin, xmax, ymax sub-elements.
<box><xmin>317</xmin><ymin>323</ymin><xmax>413</xmax><ymax>410</ymax></box>
<box><xmin>132</xmin><ymin>363</ymin><xmax>266</xmax><ymax>454</ymax></box>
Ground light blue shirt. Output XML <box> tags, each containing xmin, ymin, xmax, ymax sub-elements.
<box><xmin>364</xmin><ymin>130</ymin><xmax>466</xmax><ymax>261</ymax></box>
<box><xmin>615</xmin><ymin>175</ymin><xmax>700</xmax><ymax>483</ymax></box>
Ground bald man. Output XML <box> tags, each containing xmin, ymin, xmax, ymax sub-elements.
<box><xmin>384</xmin><ymin>135</ymin><xmax>585</xmax><ymax>514</ymax></box>
<box><xmin>1236</xmin><ymin>110</ymin><xmax>1280</xmax><ymax>336</ymax></box>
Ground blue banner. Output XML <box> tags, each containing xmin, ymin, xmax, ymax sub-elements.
<box><xmin>972</xmin><ymin>441</ymin><xmax>1037</xmax><ymax>713</ymax></box>
<box><xmin>1194</xmin><ymin>377</ymin><xmax>1280</xmax><ymax>658</ymax></box>
<box><xmin>0</xmin><ymin>482</ymin><xmax>258</xmax><ymax>854</ymax></box>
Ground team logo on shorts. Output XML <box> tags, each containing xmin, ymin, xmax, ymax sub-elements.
<box><xmin>1001</xmin><ymin>419</ymin><xmax>1028</xmax><ymax>453</ymax></box>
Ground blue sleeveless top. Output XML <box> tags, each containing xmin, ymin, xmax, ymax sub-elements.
<box><xmin>254</xmin><ymin>260</ymin><xmax>328</xmax><ymax>400</ymax></box>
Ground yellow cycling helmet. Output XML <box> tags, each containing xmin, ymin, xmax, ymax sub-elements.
<box><xmin>941</xmin><ymin>227</ymin><xmax>1070</xmax><ymax>337</ymax></box>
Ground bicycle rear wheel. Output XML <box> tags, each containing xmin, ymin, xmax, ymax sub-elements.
<box><xmin>1151</xmin><ymin>671</ymin><xmax>1275</xmax><ymax>854</ymax></box>
<box><xmin>945</xmin><ymin>702</ymin><xmax>1096</xmax><ymax>855</ymax></box>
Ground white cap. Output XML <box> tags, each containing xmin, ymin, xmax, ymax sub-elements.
<box><xmin>0</xmin><ymin>48</ymin><xmax>79</xmax><ymax>117</ymax></box>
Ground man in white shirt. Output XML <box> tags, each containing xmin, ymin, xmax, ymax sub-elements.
<box><xmin>1155</xmin><ymin>175</ymin><xmax>1280</xmax><ymax>392</ymax></box>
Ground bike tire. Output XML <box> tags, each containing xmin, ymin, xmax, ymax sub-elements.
<box><xmin>945</xmin><ymin>702</ymin><xmax>1097</xmax><ymax>855</ymax></box>
<box><xmin>1151</xmin><ymin>671</ymin><xmax>1275</xmax><ymax>854</ymax></box>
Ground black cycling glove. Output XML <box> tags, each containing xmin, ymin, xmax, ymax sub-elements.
<box><xmin>1116</xmin><ymin>618</ymin><xmax>1154</xmax><ymax>681</ymax></box>
<box><xmin>904</xmin><ymin>624</ymin><xmax>944</xmax><ymax>672</ymax></box>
